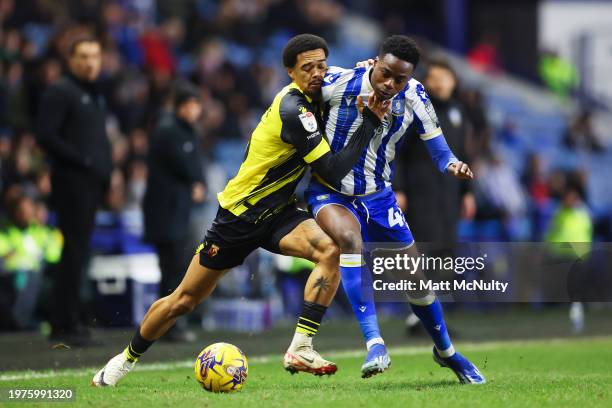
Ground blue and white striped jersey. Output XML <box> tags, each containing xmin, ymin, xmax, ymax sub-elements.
<box><xmin>320</xmin><ymin>66</ymin><xmax>457</xmax><ymax>195</ymax></box>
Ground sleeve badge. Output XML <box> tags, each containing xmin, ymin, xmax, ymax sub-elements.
<box><xmin>298</xmin><ymin>111</ymin><xmax>318</xmax><ymax>132</ymax></box>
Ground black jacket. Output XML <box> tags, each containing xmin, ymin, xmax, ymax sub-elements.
<box><xmin>37</xmin><ymin>73</ymin><xmax>112</xmax><ymax>184</ymax></box>
<box><xmin>143</xmin><ymin>113</ymin><xmax>203</xmax><ymax>243</ymax></box>
<box><xmin>395</xmin><ymin>96</ymin><xmax>470</xmax><ymax>243</ymax></box>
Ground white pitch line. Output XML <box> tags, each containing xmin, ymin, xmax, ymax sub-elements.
<box><xmin>1</xmin><ymin>336</ymin><xmax>611</xmax><ymax>382</ymax></box>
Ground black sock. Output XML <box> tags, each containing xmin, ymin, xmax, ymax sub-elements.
<box><xmin>124</xmin><ymin>326</ymin><xmax>154</xmax><ymax>362</ymax></box>
<box><xmin>295</xmin><ymin>301</ymin><xmax>327</xmax><ymax>337</ymax></box>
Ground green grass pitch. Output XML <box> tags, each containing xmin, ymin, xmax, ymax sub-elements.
<box><xmin>2</xmin><ymin>337</ymin><xmax>611</xmax><ymax>407</ymax></box>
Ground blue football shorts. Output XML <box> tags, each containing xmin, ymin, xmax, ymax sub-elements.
<box><xmin>305</xmin><ymin>180</ymin><xmax>414</xmax><ymax>246</ymax></box>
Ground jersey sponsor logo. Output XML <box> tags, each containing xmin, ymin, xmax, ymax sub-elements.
<box><xmin>306</xmin><ymin>131</ymin><xmax>321</xmax><ymax>140</ymax></box>
<box><xmin>316</xmin><ymin>194</ymin><xmax>330</xmax><ymax>201</ymax></box>
<box><xmin>298</xmin><ymin>111</ymin><xmax>318</xmax><ymax>132</ymax></box>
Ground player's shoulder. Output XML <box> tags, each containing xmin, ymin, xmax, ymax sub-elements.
<box><xmin>323</xmin><ymin>65</ymin><xmax>350</xmax><ymax>84</ymax></box>
<box><xmin>405</xmin><ymin>78</ymin><xmax>430</xmax><ymax>106</ymax></box>
<box><xmin>405</xmin><ymin>78</ymin><xmax>424</xmax><ymax>97</ymax></box>
<box><xmin>323</xmin><ymin>66</ymin><xmax>365</xmax><ymax>88</ymax></box>
<box><xmin>152</xmin><ymin>113</ymin><xmax>181</xmax><ymax>141</ymax></box>
<box><xmin>278</xmin><ymin>86</ymin><xmax>311</xmax><ymax>117</ymax></box>
<box><xmin>42</xmin><ymin>76</ymin><xmax>75</xmax><ymax>98</ymax></box>
<box><xmin>276</xmin><ymin>86</ymin><xmax>320</xmax><ymax>140</ymax></box>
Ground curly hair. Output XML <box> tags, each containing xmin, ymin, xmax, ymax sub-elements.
<box><xmin>379</xmin><ymin>35</ymin><xmax>420</xmax><ymax>67</ymax></box>
<box><xmin>282</xmin><ymin>34</ymin><xmax>329</xmax><ymax>68</ymax></box>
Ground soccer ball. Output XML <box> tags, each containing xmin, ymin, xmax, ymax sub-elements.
<box><xmin>194</xmin><ymin>342</ymin><xmax>248</xmax><ymax>393</ymax></box>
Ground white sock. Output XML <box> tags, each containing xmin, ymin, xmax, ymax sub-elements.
<box><xmin>436</xmin><ymin>344</ymin><xmax>456</xmax><ymax>358</ymax></box>
<box><xmin>366</xmin><ymin>337</ymin><xmax>385</xmax><ymax>351</ymax></box>
<box><xmin>289</xmin><ymin>332</ymin><xmax>312</xmax><ymax>350</ymax></box>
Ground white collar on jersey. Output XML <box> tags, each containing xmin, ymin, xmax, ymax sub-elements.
<box><xmin>362</xmin><ymin>66</ymin><xmax>374</xmax><ymax>93</ymax></box>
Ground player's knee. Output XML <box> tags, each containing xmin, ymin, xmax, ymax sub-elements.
<box><xmin>336</xmin><ymin>229</ymin><xmax>362</xmax><ymax>253</ymax></box>
<box><xmin>168</xmin><ymin>291</ymin><xmax>198</xmax><ymax>317</ymax></box>
<box><xmin>315</xmin><ymin>237</ymin><xmax>340</xmax><ymax>266</ymax></box>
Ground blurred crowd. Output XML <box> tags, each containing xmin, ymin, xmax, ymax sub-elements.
<box><xmin>0</xmin><ymin>0</ymin><xmax>609</xmax><ymax>331</ymax></box>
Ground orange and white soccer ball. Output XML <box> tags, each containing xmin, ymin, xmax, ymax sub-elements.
<box><xmin>194</xmin><ymin>342</ymin><xmax>248</xmax><ymax>393</ymax></box>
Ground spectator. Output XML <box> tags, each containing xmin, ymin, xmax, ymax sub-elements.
<box><xmin>395</xmin><ymin>57</ymin><xmax>475</xmax><ymax>243</ymax></box>
<box><xmin>472</xmin><ymin>153</ymin><xmax>528</xmax><ymax>240</ymax></box>
<box><xmin>467</xmin><ymin>31</ymin><xmax>503</xmax><ymax>74</ymax></box>
<box><xmin>143</xmin><ymin>81</ymin><xmax>205</xmax><ymax>342</ymax></box>
<box><xmin>522</xmin><ymin>153</ymin><xmax>550</xmax><ymax>207</ymax></box>
<box><xmin>459</xmin><ymin>88</ymin><xmax>490</xmax><ymax>161</ymax></box>
<box><xmin>36</xmin><ymin>36</ymin><xmax>112</xmax><ymax>346</ymax></box>
<box><xmin>563</xmin><ymin>110</ymin><xmax>604</xmax><ymax>153</ymax></box>
<box><xmin>538</xmin><ymin>49</ymin><xmax>578</xmax><ymax>100</ymax></box>
<box><xmin>474</xmin><ymin>155</ymin><xmax>526</xmax><ymax>217</ymax></box>
<box><xmin>394</xmin><ymin>58</ymin><xmax>475</xmax><ymax>335</ymax></box>
<box><xmin>545</xmin><ymin>183</ymin><xmax>593</xmax><ymax>334</ymax></box>
<box><xmin>546</xmin><ymin>184</ymin><xmax>592</xmax><ymax>250</ymax></box>
<box><xmin>124</xmin><ymin>159</ymin><xmax>147</xmax><ymax>211</ymax></box>
<box><xmin>0</xmin><ymin>186</ymin><xmax>62</xmax><ymax>330</ymax></box>
<box><xmin>547</xmin><ymin>168</ymin><xmax>567</xmax><ymax>202</ymax></box>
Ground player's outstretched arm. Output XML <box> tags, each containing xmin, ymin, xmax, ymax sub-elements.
<box><xmin>421</xmin><ymin>133</ymin><xmax>473</xmax><ymax>179</ymax></box>
<box><xmin>309</xmin><ymin>92</ymin><xmax>389</xmax><ymax>185</ymax></box>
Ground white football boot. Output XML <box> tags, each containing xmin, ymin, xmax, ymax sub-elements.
<box><xmin>283</xmin><ymin>333</ymin><xmax>337</xmax><ymax>376</ymax></box>
<box><xmin>92</xmin><ymin>352</ymin><xmax>136</xmax><ymax>387</ymax></box>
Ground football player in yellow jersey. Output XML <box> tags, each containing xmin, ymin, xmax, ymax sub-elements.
<box><xmin>93</xmin><ymin>34</ymin><xmax>389</xmax><ymax>386</ymax></box>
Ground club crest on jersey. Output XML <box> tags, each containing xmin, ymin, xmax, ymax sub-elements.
<box><xmin>391</xmin><ymin>98</ymin><xmax>405</xmax><ymax>116</ymax></box>
<box><xmin>298</xmin><ymin>111</ymin><xmax>318</xmax><ymax>132</ymax></box>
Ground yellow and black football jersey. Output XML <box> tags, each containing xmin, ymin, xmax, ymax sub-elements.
<box><xmin>217</xmin><ymin>82</ymin><xmax>330</xmax><ymax>223</ymax></box>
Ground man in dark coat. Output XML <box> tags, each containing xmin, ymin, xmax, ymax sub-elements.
<box><xmin>143</xmin><ymin>83</ymin><xmax>205</xmax><ymax>341</ymax></box>
<box><xmin>395</xmin><ymin>58</ymin><xmax>475</xmax><ymax>244</ymax></box>
<box><xmin>37</xmin><ymin>37</ymin><xmax>112</xmax><ymax>345</ymax></box>
<box><xmin>394</xmin><ymin>58</ymin><xmax>476</xmax><ymax>335</ymax></box>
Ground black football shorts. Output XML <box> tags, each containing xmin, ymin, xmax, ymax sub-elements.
<box><xmin>197</xmin><ymin>204</ymin><xmax>311</xmax><ymax>270</ymax></box>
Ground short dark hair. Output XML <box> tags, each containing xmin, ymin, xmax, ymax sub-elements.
<box><xmin>282</xmin><ymin>34</ymin><xmax>329</xmax><ymax>68</ymax></box>
<box><xmin>379</xmin><ymin>35</ymin><xmax>420</xmax><ymax>67</ymax></box>
<box><xmin>427</xmin><ymin>56</ymin><xmax>457</xmax><ymax>78</ymax></box>
<box><xmin>69</xmin><ymin>36</ymin><xmax>100</xmax><ymax>56</ymax></box>
<box><xmin>173</xmin><ymin>80</ymin><xmax>201</xmax><ymax>108</ymax></box>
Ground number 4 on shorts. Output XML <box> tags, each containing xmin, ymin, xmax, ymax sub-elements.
<box><xmin>387</xmin><ymin>207</ymin><xmax>405</xmax><ymax>227</ymax></box>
